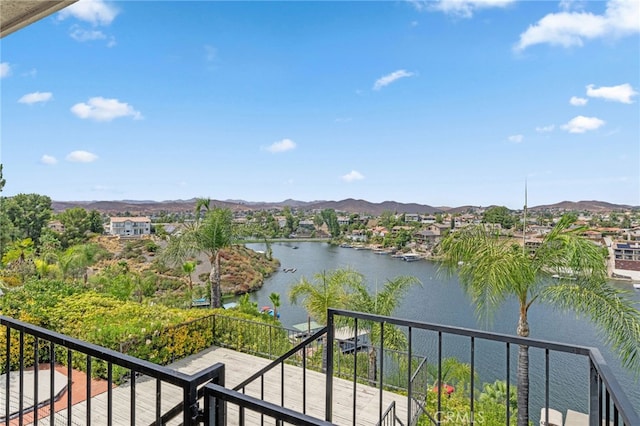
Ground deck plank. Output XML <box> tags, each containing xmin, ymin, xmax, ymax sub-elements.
<box><xmin>41</xmin><ymin>346</ymin><xmax>410</xmax><ymax>425</ymax></box>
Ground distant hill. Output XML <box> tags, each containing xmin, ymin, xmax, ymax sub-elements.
<box><xmin>50</xmin><ymin>198</ymin><xmax>636</xmax><ymax>215</ymax></box>
<box><xmin>529</xmin><ymin>200</ymin><xmax>636</xmax><ymax>212</ymax></box>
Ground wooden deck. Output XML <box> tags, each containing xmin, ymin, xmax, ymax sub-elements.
<box><xmin>48</xmin><ymin>346</ymin><xmax>409</xmax><ymax>425</ymax></box>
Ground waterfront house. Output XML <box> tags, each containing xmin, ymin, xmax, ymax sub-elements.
<box><xmin>109</xmin><ymin>216</ymin><xmax>151</xmax><ymax>237</ymax></box>
<box><xmin>613</xmin><ymin>241</ymin><xmax>640</xmax><ymax>272</ymax></box>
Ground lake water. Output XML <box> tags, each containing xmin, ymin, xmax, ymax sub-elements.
<box><xmin>244</xmin><ymin>241</ymin><xmax>640</xmax><ymax>416</ymax></box>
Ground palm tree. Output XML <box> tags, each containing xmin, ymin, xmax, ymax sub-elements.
<box><xmin>269</xmin><ymin>292</ymin><xmax>281</xmax><ymax>318</ymax></box>
<box><xmin>182</xmin><ymin>260</ymin><xmax>196</xmax><ymax>290</ymax></box>
<box><xmin>347</xmin><ymin>275</ymin><xmax>421</xmax><ymax>381</ymax></box>
<box><xmin>162</xmin><ymin>202</ymin><xmax>234</xmax><ymax>308</ymax></box>
<box><xmin>289</xmin><ymin>269</ymin><xmax>362</xmax><ymax>325</ymax></box>
<box><xmin>438</xmin><ymin>214</ymin><xmax>640</xmax><ymax>426</ymax></box>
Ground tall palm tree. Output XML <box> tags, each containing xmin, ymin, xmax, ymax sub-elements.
<box><xmin>162</xmin><ymin>202</ymin><xmax>234</xmax><ymax>308</ymax></box>
<box><xmin>269</xmin><ymin>292</ymin><xmax>281</xmax><ymax>318</ymax></box>
<box><xmin>347</xmin><ymin>275</ymin><xmax>421</xmax><ymax>381</ymax></box>
<box><xmin>438</xmin><ymin>214</ymin><xmax>640</xmax><ymax>426</ymax></box>
<box><xmin>289</xmin><ymin>269</ymin><xmax>362</xmax><ymax>325</ymax></box>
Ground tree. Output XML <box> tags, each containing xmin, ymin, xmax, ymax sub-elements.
<box><xmin>162</xmin><ymin>201</ymin><xmax>234</xmax><ymax>308</ymax></box>
<box><xmin>347</xmin><ymin>275</ymin><xmax>421</xmax><ymax>381</ymax></box>
<box><xmin>58</xmin><ymin>207</ymin><xmax>91</xmax><ymax>247</ymax></box>
<box><xmin>438</xmin><ymin>214</ymin><xmax>640</xmax><ymax>426</ymax></box>
<box><xmin>269</xmin><ymin>292</ymin><xmax>281</xmax><ymax>318</ymax></box>
<box><xmin>182</xmin><ymin>261</ymin><xmax>196</xmax><ymax>290</ymax></box>
<box><xmin>321</xmin><ymin>209</ymin><xmax>341</xmax><ymax>238</ymax></box>
<box><xmin>4</xmin><ymin>193</ymin><xmax>52</xmax><ymax>244</ymax></box>
<box><xmin>289</xmin><ymin>269</ymin><xmax>361</xmax><ymax>325</ymax></box>
<box><xmin>88</xmin><ymin>210</ymin><xmax>104</xmax><ymax>234</ymax></box>
<box><xmin>482</xmin><ymin>206</ymin><xmax>515</xmax><ymax>229</ymax></box>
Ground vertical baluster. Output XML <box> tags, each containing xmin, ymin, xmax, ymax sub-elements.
<box><xmin>407</xmin><ymin>326</ymin><xmax>412</xmax><ymax>426</ymax></box>
<box><xmin>18</xmin><ymin>330</ymin><xmax>24</xmax><ymax>426</ymax></box>
<box><xmin>50</xmin><ymin>342</ymin><xmax>55</xmax><ymax>425</ymax></box>
<box><xmin>34</xmin><ymin>338</ymin><xmax>39</xmax><ymax>426</ymax></box>
<box><xmin>470</xmin><ymin>336</ymin><xmax>475</xmax><ymax>425</ymax></box>
<box><xmin>545</xmin><ymin>349</ymin><xmax>550</xmax><ymax>426</ymax></box>
<box><xmin>506</xmin><ymin>343</ymin><xmax>510</xmax><ymax>426</ymax></box>
<box><xmin>155</xmin><ymin>378</ymin><xmax>161</xmax><ymax>425</ymax></box>
<box><xmin>437</xmin><ymin>331</ymin><xmax>442</xmax><ymax>425</ymax></box>
<box><xmin>302</xmin><ymin>341</ymin><xmax>307</xmax><ymax>415</ymax></box>
<box><xmin>352</xmin><ymin>319</ymin><xmax>358</xmax><ymax>426</ymax></box>
<box><xmin>4</xmin><ymin>327</ymin><xmax>9</xmax><ymax>426</ymax></box>
<box><xmin>378</xmin><ymin>321</ymin><xmax>384</xmax><ymax>423</ymax></box>
<box><xmin>86</xmin><ymin>356</ymin><xmax>92</xmax><ymax>426</ymax></box>
<box><xmin>67</xmin><ymin>349</ymin><xmax>72</xmax><ymax>426</ymax></box>
<box><xmin>107</xmin><ymin>363</ymin><xmax>113</xmax><ymax>426</ymax></box>
<box><xmin>280</xmin><ymin>362</ymin><xmax>284</xmax><ymax>406</ymax></box>
<box><xmin>130</xmin><ymin>370</ymin><xmax>136</xmax><ymax>426</ymax></box>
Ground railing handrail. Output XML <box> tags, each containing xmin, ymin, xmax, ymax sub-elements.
<box><xmin>329</xmin><ymin>308</ymin><xmax>592</xmax><ymax>355</ymax></box>
<box><xmin>1</xmin><ymin>315</ymin><xmax>200</xmax><ymax>388</ymax></box>
<box><xmin>588</xmin><ymin>348</ymin><xmax>640</xmax><ymax>425</ymax></box>
<box><xmin>233</xmin><ymin>326</ymin><xmax>328</xmax><ymax>391</ymax></box>
<box><xmin>205</xmin><ymin>383</ymin><xmax>333</xmax><ymax>425</ymax></box>
<box><xmin>328</xmin><ymin>308</ymin><xmax>640</xmax><ymax>424</ymax></box>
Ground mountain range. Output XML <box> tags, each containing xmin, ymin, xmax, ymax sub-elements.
<box><xmin>50</xmin><ymin>198</ymin><xmax>637</xmax><ymax>216</ymax></box>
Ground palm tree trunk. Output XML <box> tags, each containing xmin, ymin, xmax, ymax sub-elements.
<box><xmin>213</xmin><ymin>251</ymin><xmax>222</xmax><ymax>308</ymax></box>
<box><xmin>368</xmin><ymin>347</ymin><xmax>377</xmax><ymax>383</ymax></box>
<box><xmin>516</xmin><ymin>307</ymin><xmax>530</xmax><ymax>426</ymax></box>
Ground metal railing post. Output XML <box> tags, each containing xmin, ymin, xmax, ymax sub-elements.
<box><xmin>325</xmin><ymin>309</ymin><xmax>334</xmax><ymax>423</ymax></box>
<box><xmin>589</xmin><ymin>359</ymin><xmax>599</xmax><ymax>426</ymax></box>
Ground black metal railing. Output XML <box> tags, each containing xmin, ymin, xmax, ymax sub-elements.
<box><xmin>2</xmin><ymin>310</ymin><xmax>638</xmax><ymax>426</ymax></box>
<box><xmin>0</xmin><ymin>315</ymin><xmax>224</xmax><ymax>426</ymax></box>
<box><xmin>325</xmin><ymin>308</ymin><xmax>640</xmax><ymax>426</ymax></box>
<box><xmin>204</xmin><ymin>382</ymin><xmax>332</xmax><ymax>426</ymax></box>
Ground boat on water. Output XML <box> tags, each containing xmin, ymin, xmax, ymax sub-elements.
<box><xmin>339</xmin><ymin>243</ymin><xmax>353</xmax><ymax>248</ymax></box>
<box><xmin>373</xmin><ymin>249</ymin><xmax>390</xmax><ymax>255</ymax></box>
<box><xmin>633</xmin><ymin>283</ymin><xmax>640</xmax><ymax>290</ymax></box>
<box><xmin>402</xmin><ymin>253</ymin><xmax>421</xmax><ymax>262</ymax></box>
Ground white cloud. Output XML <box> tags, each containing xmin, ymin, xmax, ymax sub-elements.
<box><xmin>71</xmin><ymin>97</ymin><xmax>143</xmax><ymax>121</ymax></box>
<box><xmin>58</xmin><ymin>0</ymin><xmax>119</xmax><ymax>26</ymax></box>
<box><xmin>412</xmin><ymin>0</ymin><xmax>514</xmax><ymax>18</ymax></box>
<box><xmin>508</xmin><ymin>134</ymin><xmax>524</xmax><ymax>143</ymax></box>
<box><xmin>561</xmin><ymin>115</ymin><xmax>605</xmax><ymax>133</ymax></box>
<box><xmin>535</xmin><ymin>124</ymin><xmax>555</xmax><ymax>133</ymax></box>
<box><xmin>40</xmin><ymin>155</ymin><xmax>58</xmax><ymax>165</ymax></box>
<box><xmin>341</xmin><ymin>170</ymin><xmax>365</xmax><ymax>182</ymax></box>
<box><xmin>70</xmin><ymin>26</ymin><xmax>106</xmax><ymax>42</ymax></box>
<box><xmin>0</xmin><ymin>62</ymin><xmax>10</xmax><ymax>78</ymax></box>
<box><xmin>66</xmin><ymin>150</ymin><xmax>98</xmax><ymax>163</ymax></box>
<box><xmin>18</xmin><ymin>92</ymin><xmax>53</xmax><ymax>105</ymax></box>
<box><xmin>515</xmin><ymin>0</ymin><xmax>640</xmax><ymax>51</ymax></box>
<box><xmin>266</xmin><ymin>139</ymin><xmax>296</xmax><ymax>153</ymax></box>
<box><xmin>569</xmin><ymin>96</ymin><xmax>588</xmax><ymax>106</ymax></box>
<box><xmin>586</xmin><ymin>83</ymin><xmax>638</xmax><ymax>104</ymax></box>
<box><xmin>373</xmin><ymin>70</ymin><xmax>415</xmax><ymax>91</ymax></box>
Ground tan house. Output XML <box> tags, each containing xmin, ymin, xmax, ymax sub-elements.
<box><xmin>109</xmin><ymin>217</ymin><xmax>151</xmax><ymax>237</ymax></box>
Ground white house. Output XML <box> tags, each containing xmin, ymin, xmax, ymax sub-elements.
<box><xmin>109</xmin><ymin>217</ymin><xmax>151</xmax><ymax>237</ymax></box>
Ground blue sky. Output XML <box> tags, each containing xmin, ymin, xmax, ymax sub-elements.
<box><xmin>1</xmin><ymin>0</ymin><xmax>638</xmax><ymax>209</ymax></box>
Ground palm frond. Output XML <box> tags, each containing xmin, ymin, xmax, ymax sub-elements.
<box><xmin>542</xmin><ymin>283</ymin><xmax>640</xmax><ymax>374</ymax></box>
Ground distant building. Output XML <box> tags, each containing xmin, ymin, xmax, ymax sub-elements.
<box><xmin>613</xmin><ymin>242</ymin><xmax>640</xmax><ymax>272</ymax></box>
<box><xmin>47</xmin><ymin>220</ymin><xmax>65</xmax><ymax>233</ymax></box>
<box><xmin>109</xmin><ymin>217</ymin><xmax>151</xmax><ymax>237</ymax></box>
<box><xmin>405</xmin><ymin>213</ymin><xmax>420</xmax><ymax>223</ymax></box>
